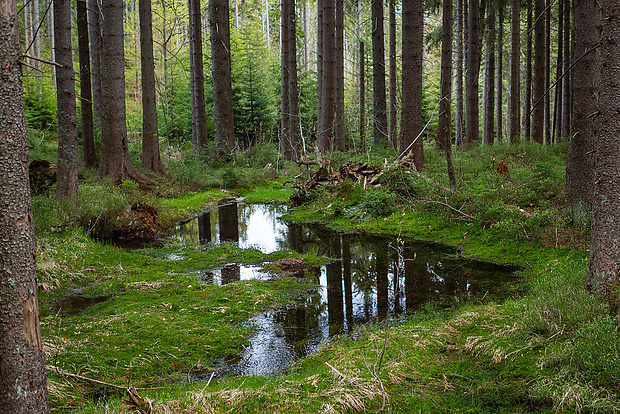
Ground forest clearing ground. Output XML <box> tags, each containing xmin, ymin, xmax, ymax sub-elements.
<box><xmin>31</xmin><ymin>142</ymin><xmax>620</xmax><ymax>413</ymax></box>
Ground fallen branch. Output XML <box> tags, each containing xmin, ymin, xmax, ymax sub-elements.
<box><xmin>49</xmin><ymin>366</ymin><xmax>125</xmax><ymax>390</ymax></box>
<box><xmin>126</xmin><ymin>386</ymin><xmax>154</xmax><ymax>414</ymax></box>
<box><xmin>420</xmin><ymin>198</ymin><xmax>479</xmax><ymax>221</ymax></box>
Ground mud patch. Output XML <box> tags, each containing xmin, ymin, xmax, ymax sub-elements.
<box><xmin>55</xmin><ymin>292</ymin><xmax>111</xmax><ymax>316</ymax></box>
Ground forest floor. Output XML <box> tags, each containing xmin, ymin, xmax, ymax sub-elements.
<box><xmin>31</xmin><ymin>141</ymin><xmax>620</xmax><ymax>413</ymax></box>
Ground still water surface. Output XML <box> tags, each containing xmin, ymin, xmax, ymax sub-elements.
<box><xmin>175</xmin><ymin>200</ymin><xmax>521</xmax><ymax>377</ymax></box>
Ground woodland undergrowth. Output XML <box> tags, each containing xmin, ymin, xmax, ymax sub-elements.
<box><xmin>29</xmin><ymin>138</ymin><xmax>620</xmax><ymax>413</ymax></box>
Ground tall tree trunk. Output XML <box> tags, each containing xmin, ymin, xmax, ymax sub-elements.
<box><xmin>464</xmin><ymin>0</ymin><xmax>481</xmax><ymax>146</ymax></box>
<box><xmin>54</xmin><ymin>0</ymin><xmax>79</xmax><ymax>200</ymax></box>
<box><xmin>49</xmin><ymin>0</ymin><xmax>55</xmax><ymax>86</ymax></box>
<box><xmin>335</xmin><ymin>0</ymin><xmax>345</xmax><ymax>151</ymax></box>
<box><xmin>388</xmin><ymin>0</ymin><xmax>397</xmax><ymax>150</ymax></box>
<box><xmin>508</xmin><ymin>0</ymin><xmax>520</xmax><ymax>142</ymax></box>
<box><xmin>99</xmin><ymin>0</ymin><xmax>151</xmax><ymax>182</ymax></box>
<box><xmin>588</xmin><ymin>0</ymin><xmax>618</xmax><ymax>299</ymax></box>
<box><xmin>495</xmin><ymin>8</ymin><xmax>503</xmax><ymax>143</ymax></box>
<box><xmin>140</xmin><ymin>0</ymin><xmax>163</xmax><ymax>173</ymax></box>
<box><xmin>553</xmin><ymin>0</ymin><xmax>563</xmax><ymax>143</ymax></box>
<box><xmin>302</xmin><ymin>3</ymin><xmax>307</xmax><ymax>67</ymax></box>
<box><xmin>455</xmin><ymin>0</ymin><xmax>464</xmax><ymax>146</ymax></box>
<box><xmin>0</xmin><ymin>2</ymin><xmax>50</xmax><ymax>411</ymax></box>
<box><xmin>561</xmin><ymin>0</ymin><xmax>571</xmax><ymax>139</ymax></box>
<box><xmin>524</xmin><ymin>0</ymin><xmax>532</xmax><ymax>141</ymax></box>
<box><xmin>400</xmin><ymin>0</ymin><xmax>424</xmax><ymax>168</ymax></box>
<box><xmin>543</xmin><ymin>0</ymin><xmax>550</xmax><ymax>145</ymax></box>
<box><xmin>88</xmin><ymin>0</ymin><xmax>102</xmax><ymax>123</ymax></box>
<box><xmin>371</xmin><ymin>0</ymin><xmax>387</xmax><ymax>147</ymax></box>
<box><xmin>482</xmin><ymin>7</ymin><xmax>495</xmax><ymax>145</ymax></box>
<box><xmin>532</xmin><ymin>0</ymin><xmax>545</xmax><ymax>144</ymax></box>
<box><xmin>565</xmin><ymin>0</ymin><xmax>599</xmax><ymax>221</ymax></box>
<box><xmin>77</xmin><ymin>0</ymin><xmax>97</xmax><ymax>167</ymax></box>
<box><xmin>24</xmin><ymin>0</ymin><xmax>30</xmax><ymax>65</ymax></box>
<box><xmin>210</xmin><ymin>0</ymin><xmax>236</xmax><ymax>154</ymax></box>
<box><xmin>288</xmin><ymin>0</ymin><xmax>301</xmax><ymax>158</ymax></box>
<box><xmin>280</xmin><ymin>0</ymin><xmax>291</xmax><ymax>158</ymax></box>
<box><xmin>317</xmin><ymin>0</ymin><xmax>324</xmax><ymax>151</ymax></box>
<box><xmin>190</xmin><ymin>0</ymin><xmax>208</xmax><ymax>154</ymax></box>
<box><xmin>318</xmin><ymin>0</ymin><xmax>335</xmax><ymax>153</ymax></box>
<box><xmin>438</xmin><ymin>0</ymin><xmax>456</xmax><ymax>192</ymax></box>
<box><xmin>359</xmin><ymin>40</ymin><xmax>366</xmax><ymax>153</ymax></box>
<box><xmin>32</xmin><ymin>0</ymin><xmax>40</xmax><ymax>72</ymax></box>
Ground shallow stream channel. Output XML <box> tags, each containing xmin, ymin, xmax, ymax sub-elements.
<box><xmin>169</xmin><ymin>199</ymin><xmax>522</xmax><ymax>379</ymax></box>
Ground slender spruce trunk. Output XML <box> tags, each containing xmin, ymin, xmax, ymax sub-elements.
<box><xmin>508</xmin><ymin>0</ymin><xmax>520</xmax><ymax>142</ymax></box>
<box><xmin>371</xmin><ymin>0</ymin><xmax>387</xmax><ymax>147</ymax></box>
<box><xmin>77</xmin><ymin>0</ymin><xmax>97</xmax><ymax>167</ymax></box>
<box><xmin>54</xmin><ymin>0</ymin><xmax>79</xmax><ymax>200</ymax></box>
<box><xmin>140</xmin><ymin>0</ymin><xmax>163</xmax><ymax>173</ymax></box>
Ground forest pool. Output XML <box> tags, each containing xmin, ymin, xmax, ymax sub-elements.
<box><xmin>172</xmin><ymin>200</ymin><xmax>522</xmax><ymax>378</ymax></box>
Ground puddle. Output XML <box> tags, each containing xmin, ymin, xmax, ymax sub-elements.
<box><xmin>194</xmin><ymin>264</ymin><xmax>272</xmax><ymax>285</ymax></box>
<box><xmin>175</xmin><ymin>201</ymin><xmax>522</xmax><ymax>378</ymax></box>
<box><xmin>173</xmin><ymin>198</ymin><xmax>289</xmax><ymax>253</ymax></box>
<box><xmin>55</xmin><ymin>293</ymin><xmax>111</xmax><ymax>316</ymax></box>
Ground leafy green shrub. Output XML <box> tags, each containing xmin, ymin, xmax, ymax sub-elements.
<box><xmin>361</xmin><ymin>188</ymin><xmax>397</xmax><ymax>217</ymax></box>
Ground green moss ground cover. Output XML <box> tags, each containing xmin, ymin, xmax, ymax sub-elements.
<box><xmin>33</xmin><ymin>142</ymin><xmax>620</xmax><ymax>413</ymax></box>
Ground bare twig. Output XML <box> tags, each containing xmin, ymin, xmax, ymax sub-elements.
<box><xmin>23</xmin><ymin>54</ymin><xmax>62</xmax><ymax>68</ymax></box>
<box><xmin>420</xmin><ymin>198</ymin><xmax>478</xmax><ymax>221</ymax></box>
<box><xmin>50</xmin><ymin>366</ymin><xmax>126</xmax><ymax>390</ymax></box>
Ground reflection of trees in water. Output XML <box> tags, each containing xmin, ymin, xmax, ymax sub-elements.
<box><xmin>219</xmin><ymin>199</ymin><xmax>239</xmax><ymax>242</ymax></box>
<box><xmin>274</xmin><ymin>282</ymin><xmax>324</xmax><ymax>357</ymax></box>
<box><xmin>197</xmin><ymin>213</ymin><xmax>211</xmax><ymax>244</ymax></box>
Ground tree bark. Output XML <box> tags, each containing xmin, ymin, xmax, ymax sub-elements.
<box><xmin>524</xmin><ymin>0</ymin><xmax>532</xmax><ymax>141</ymax></box>
<box><xmin>508</xmin><ymin>0</ymin><xmax>520</xmax><ymax>142</ymax></box>
<box><xmin>400</xmin><ymin>0</ymin><xmax>424</xmax><ymax>169</ymax></box>
<box><xmin>553</xmin><ymin>0</ymin><xmax>564</xmax><ymax>142</ymax></box>
<box><xmin>32</xmin><ymin>0</ymin><xmax>40</xmax><ymax>72</ymax></box>
<box><xmin>334</xmin><ymin>0</ymin><xmax>345</xmax><ymax>151</ymax></box>
<box><xmin>438</xmin><ymin>0</ymin><xmax>456</xmax><ymax>192</ymax></box>
<box><xmin>532</xmin><ymin>0</ymin><xmax>545</xmax><ymax>144</ymax></box>
<box><xmin>495</xmin><ymin>8</ymin><xmax>503</xmax><ymax>143</ymax></box>
<box><xmin>0</xmin><ymin>2</ymin><xmax>50</xmax><ymax>411</ymax></box>
<box><xmin>288</xmin><ymin>0</ymin><xmax>301</xmax><ymax>158</ymax></box>
<box><xmin>99</xmin><ymin>0</ymin><xmax>151</xmax><ymax>182</ymax></box>
<box><xmin>371</xmin><ymin>0</ymin><xmax>387</xmax><ymax>147</ymax></box>
<box><xmin>565</xmin><ymin>0</ymin><xmax>599</xmax><ymax>221</ymax></box>
<box><xmin>318</xmin><ymin>0</ymin><xmax>335</xmax><ymax>153</ymax></box>
<box><xmin>54</xmin><ymin>0</ymin><xmax>79</xmax><ymax>200</ymax></box>
<box><xmin>280</xmin><ymin>0</ymin><xmax>291</xmax><ymax>159</ymax></box>
<box><xmin>190</xmin><ymin>0</ymin><xmax>208</xmax><ymax>154</ymax></box>
<box><xmin>482</xmin><ymin>7</ymin><xmax>495</xmax><ymax>145</ymax></box>
<box><xmin>88</xmin><ymin>0</ymin><xmax>103</xmax><ymax>123</ymax></box>
<box><xmin>210</xmin><ymin>0</ymin><xmax>236</xmax><ymax>154</ymax></box>
<box><xmin>543</xmin><ymin>0</ymin><xmax>550</xmax><ymax>145</ymax></box>
<box><xmin>140</xmin><ymin>0</ymin><xmax>163</xmax><ymax>173</ymax></box>
<box><xmin>561</xmin><ymin>0</ymin><xmax>571</xmax><ymax>139</ymax></box>
<box><xmin>464</xmin><ymin>0</ymin><xmax>481</xmax><ymax>146</ymax></box>
<box><xmin>359</xmin><ymin>40</ymin><xmax>366</xmax><ymax>154</ymax></box>
<box><xmin>317</xmin><ymin>0</ymin><xmax>324</xmax><ymax>150</ymax></box>
<box><xmin>588</xmin><ymin>0</ymin><xmax>619</xmax><ymax>299</ymax></box>
<box><xmin>77</xmin><ymin>0</ymin><xmax>97</xmax><ymax>167</ymax></box>
<box><xmin>388</xmin><ymin>0</ymin><xmax>397</xmax><ymax>150</ymax></box>
<box><xmin>455</xmin><ymin>0</ymin><xmax>464</xmax><ymax>146</ymax></box>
